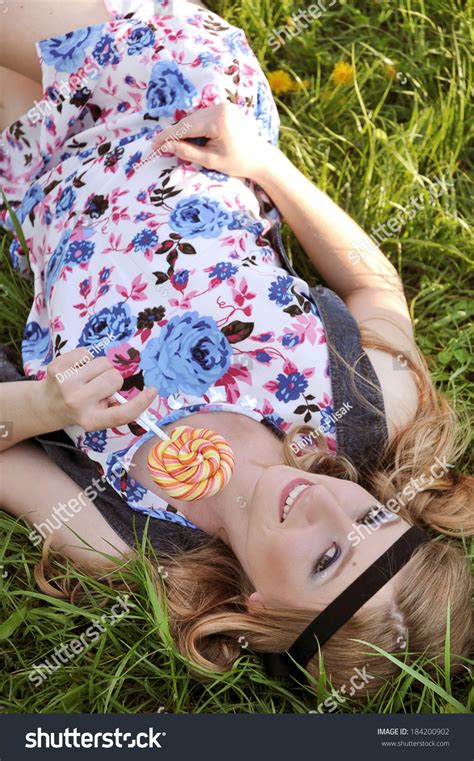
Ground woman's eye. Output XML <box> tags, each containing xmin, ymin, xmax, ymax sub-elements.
<box><xmin>313</xmin><ymin>542</ymin><xmax>341</xmax><ymax>574</ymax></box>
<box><xmin>358</xmin><ymin>504</ymin><xmax>398</xmax><ymax>526</ymax></box>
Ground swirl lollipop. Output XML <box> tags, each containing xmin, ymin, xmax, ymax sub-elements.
<box><xmin>113</xmin><ymin>393</ymin><xmax>235</xmax><ymax>501</ymax></box>
<box><xmin>147</xmin><ymin>425</ymin><xmax>235</xmax><ymax>501</ymax></box>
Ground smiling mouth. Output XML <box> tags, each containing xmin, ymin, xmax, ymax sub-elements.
<box><xmin>280</xmin><ymin>479</ymin><xmax>315</xmax><ymax>522</ymax></box>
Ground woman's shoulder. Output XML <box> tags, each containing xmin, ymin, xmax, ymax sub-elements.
<box><xmin>364</xmin><ymin>346</ymin><xmax>419</xmax><ymax>442</ymax></box>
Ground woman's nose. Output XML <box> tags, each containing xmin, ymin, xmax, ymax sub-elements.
<box><xmin>291</xmin><ymin>483</ymin><xmax>353</xmax><ymax>531</ymax></box>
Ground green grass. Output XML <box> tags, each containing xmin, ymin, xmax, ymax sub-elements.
<box><xmin>0</xmin><ymin>0</ymin><xmax>472</xmax><ymax>714</ymax></box>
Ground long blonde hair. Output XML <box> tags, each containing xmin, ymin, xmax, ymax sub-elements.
<box><xmin>36</xmin><ymin>329</ymin><xmax>473</xmax><ymax>697</ymax></box>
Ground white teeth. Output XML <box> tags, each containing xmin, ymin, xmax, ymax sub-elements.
<box><xmin>282</xmin><ymin>484</ymin><xmax>311</xmax><ymax>521</ymax></box>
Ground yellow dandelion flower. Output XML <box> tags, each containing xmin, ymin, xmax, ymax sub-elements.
<box><xmin>385</xmin><ymin>64</ymin><xmax>397</xmax><ymax>79</ymax></box>
<box><xmin>331</xmin><ymin>62</ymin><xmax>354</xmax><ymax>86</ymax></box>
<box><xmin>294</xmin><ymin>79</ymin><xmax>310</xmax><ymax>91</ymax></box>
<box><xmin>267</xmin><ymin>70</ymin><xmax>298</xmax><ymax>95</ymax></box>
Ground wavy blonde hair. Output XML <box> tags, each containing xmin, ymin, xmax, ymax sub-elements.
<box><xmin>36</xmin><ymin>329</ymin><xmax>473</xmax><ymax>698</ymax></box>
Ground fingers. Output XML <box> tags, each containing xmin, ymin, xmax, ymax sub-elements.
<box><xmin>152</xmin><ymin>114</ymin><xmax>200</xmax><ymax>152</ymax></box>
<box><xmin>48</xmin><ymin>350</ymin><xmax>120</xmax><ymax>386</ymax></box>
<box><xmin>152</xmin><ymin>106</ymin><xmax>221</xmax><ymax>152</ymax></box>
<box><xmin>95</xmin><ymin>387</ymin><xmax>158</xmax><ymax>430</ymax></box>
<box><xmin>84</xmin><ymin>367</ymin><xmax>125</xmax><ymax>401</ymax></box>
<box><xmin>165</xmin><ymin>140</ymin><xmax>212</xmax><ymax>165</ymax></box>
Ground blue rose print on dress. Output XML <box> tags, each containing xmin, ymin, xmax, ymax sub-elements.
<box><xmin>126</xmin><ymin>477</ymin><xmax>148</xmax><ymax>504</ymax></box>
<box><xmin>265</xmin><ymin>413</ymin><xmax>286</xmax><ymax>431</ymax></box>
<box><xmin>228</xmin><ymin>211</ymin><xmax>264</xmax><ymax>236</ymax></box>
<box><xmin>320</xmin><ymin>405</ymin><xmax>336</xmax><ymax>434</ymax></box>
<box><xmin>196</xmin><ymin>52</ymin><xmax>221</xmax><ymax>67</ymax></box>
<box><xmin>45</xmin><ymin>229</ymin><xmax>73</xmax><ymax>301</ymax></box>
<box><xmin>6</xmin><ymin>183</ymin><xmax>45</xmax><ymax>230</ymax></box>
<box><xmin>275</xmin><ymin>371</ymin><xmax>308</xmax><ymax>403</ymax></box>
<box><xmin>56</xmin><ymin>186</ymin><xmax>77</xmax><ymax>217</ymax></box>
<box><xmin>84</xmin><ymin>430</ymin><xmax>107</xmax><ymax>452</ymax></box>
<box><xmin>146</xmin><ymin>60</ymin><xmax>197</xmax><ymax>117</ymax></box>
<box><xmin>132</xmin><ymin>229</ymin><xmax>159</xmax><ymax>252</ymax></box>
<box><xmin>254</xmin><ymin>82</ymin><xmax>268</xmax><ymax>123</ymax></box>
<box><xmin>202</xmin><ymin>168</ymin><xmax>229</xmax><ymax>182</ymax></box>
<box><xmin>169</xmin><ymin>195</ymin><xmax>232</xmax><ymax>239</ymax></box>
<box><xmin>65</xmin><ymin>240</ymin><xmax>96</xmax><ymax>266</ymax></box>
<box><xmin>253</xmin><ymin>81</ymin><xmax>279</xmax><ymax>146</ymax></box>
<box><xmin>8</xmin><ymin>239</ymin><xmax>21</xmax><ymax>271</ymax></box>
<box><xmin>171</xmin><ymin>269</ymin><xmax>189</xmax><ymax>290</ymax></box>
<box><xmin>78</xmin><ymin>302</ymin><xmax>134</xmax><ymax>352</ymax></box>
<box><xmin>93</xmin><ymin>34</ymin><xmax>121</xmax><ymax>66</ymax></box>
<box><xmin>207</xmin><ymin>262</ymin><xmax>238</xmax><ymax>281</ymax></box>
<box><xmin>226</xmin><ymin>30</ymin><xmax>249</xmax><ymax>57</ymax></box>
<box><xmin>140</xmin><ymin>311</ymin><xmax>232</xmax><ymax>396</ymax></box>
<box><xmin>268</xmin><ymin>275</ymin><xmax>294</xmax><ymax>306</ymax></box>
<box><xmin>22</xmin><ymin>322</ymin><xmax>51</xmax><ymax>362</ymax></box>
<box><xmin>39</xmin><ymin>26</ymin><xmax>103</xmax><ymax>73</ymax></box>
<box><xmin>281</xmin><ymin>333</ymin><xmax>300</xmax><ymax>349</ymax></box>
<box><xmin>126</xmin><ymin>26</ymin><xmax>155</xmax><ymax>56</ymax></box>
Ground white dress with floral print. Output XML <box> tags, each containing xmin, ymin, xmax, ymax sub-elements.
<box><xmin>0</xmin><ymin>0</ymin><xmax>335</xmax><ymax>530</ymax></box>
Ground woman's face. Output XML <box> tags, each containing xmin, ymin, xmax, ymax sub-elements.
<box><xmin>244</xmin><ymin>465</ymin><xmax>411</xmax><ymax>611</ymax></box>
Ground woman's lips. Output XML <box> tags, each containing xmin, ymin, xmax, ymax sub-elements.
<box><xmin>279</xmin><ymin>478</ymin><xmax>315</xmax><ymax>522</ymax></box>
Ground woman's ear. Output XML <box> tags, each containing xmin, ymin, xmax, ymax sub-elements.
<box><xmin>247</xmin><ymin>591</ymin><xmax>267</xmax><ymax>612</ymax></box>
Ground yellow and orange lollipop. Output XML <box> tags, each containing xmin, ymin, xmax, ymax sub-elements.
<box><xmin>147</xmin><ymin>425</ymin><xmax>235</xmax><ymax>501</ymax></box>
<box><xmin>113</xmin><ymin>392</ymin><xmax>235</xmax><ymax>501</ymax></box>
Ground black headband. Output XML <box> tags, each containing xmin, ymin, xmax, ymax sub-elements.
<box><xmin>261</xmin><ymin>525</ymin><xmax>429</xmax><ymax>680</ymax></box>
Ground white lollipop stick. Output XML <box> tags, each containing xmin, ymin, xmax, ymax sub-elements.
<box><xmin>113</xmin><ymin>392</ymin><xmax>170</xmax><ymax>442</ymax></box>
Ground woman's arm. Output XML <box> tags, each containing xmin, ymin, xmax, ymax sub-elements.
<box><xmin>248</xmin><ymin>145</ymin><xmax>417</xmax><ymax>356</ymax></box>
<box><xmin>251</xmin><ymin>146</ymin><xmax>403</xmax><ymax>301</ymax></box>
<box><xmin>0</xmin><ymin>348</ymin><xmax>158</xmax><ymax>452</ymax></box>
<box><xmin>0</xmin><ymin>440</ymin><xmax>131</xmax><ymax>571</ymax></box>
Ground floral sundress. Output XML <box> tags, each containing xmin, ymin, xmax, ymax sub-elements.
<box><xmin>0</xmin><ymin>0</ymin><xmax>335</xmax><ymax>530</ymax></box>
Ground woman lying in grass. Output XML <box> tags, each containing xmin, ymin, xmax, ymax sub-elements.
<box><xmin>0</xmin><ymin>0</ymin><xmax>472</xmax><ymax>696</ymax></box>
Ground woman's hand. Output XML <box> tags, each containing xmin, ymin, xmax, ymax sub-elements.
<box><xmin>41</xmin><ymin>348</ymin><xmax>157</xmax><ymax>432</ymax></box>
<box><xmin>152</xmin><ymin>103</ymin><xmax>275</xmax><ymax>180</ymax></box>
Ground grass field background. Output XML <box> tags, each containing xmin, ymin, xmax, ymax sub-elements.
<box><xmin>0</xmin><ymin>0</ymin><xmax>472</xmax><ymax>714</ymax></box>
